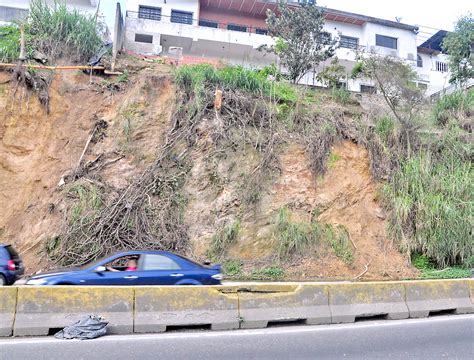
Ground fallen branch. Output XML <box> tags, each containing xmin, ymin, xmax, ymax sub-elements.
<box><xmin>0</xmin><ymin>63</ymin><xmax>105</xmax><ymax>71</ymax></box>
<box><xmin>348</xmin><ymin>232</ymin><xmax>358</xmax><ymax>250</ymax></box>
<box><xmin>354</xmin><ymin>263</ymin><xmax>370</xmax><ymax>280</ymax></box>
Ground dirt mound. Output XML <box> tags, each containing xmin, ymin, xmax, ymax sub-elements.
<box><xmin>0</xmin><ymin>65</ymin><xmax>173</xmax><ymax>273</ymax></box>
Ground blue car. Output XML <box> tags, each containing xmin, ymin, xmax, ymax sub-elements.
<box><xmin>26</xmin><ymin>251</ymin><xmax>222</xmax><ymax>286</ymax></box>
<box><xmin>0</xmin><ymin>244</ymin><xmax>25</xmax><ymax>286</ymax></box>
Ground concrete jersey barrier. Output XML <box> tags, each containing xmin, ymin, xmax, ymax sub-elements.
<box><xmin>0</xmin><ymin>287</ymin><xmax>17</xmax><ymax>337</ymax></box>
<box><xmin>328</xmin><ymin>282</ymin><xmax>409</xmax><ymax>323</ymax></box>
<box><xmin>404</xmin><ymin>279</ymin><xmax>473</xmax><ymax>318</ymax></box>
<box><xmin>14</xmin><ymin>286</ymin><xmax>134</xmax><ymax>336</ymax></box>
<box><xmin>134</xmin><ymin>286</ymin><xmax>239</xmax><ymax>333</ymax></box>
<box><xmin>236</xmin><ymin>284</ymin><xmax>331</xmax><ymax>329</ymax></box>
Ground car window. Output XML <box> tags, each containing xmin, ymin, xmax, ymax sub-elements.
<box><xmin>142</xmin><ymin>254</ymin><xmax>181</xmax><ymax>271</ymax></box>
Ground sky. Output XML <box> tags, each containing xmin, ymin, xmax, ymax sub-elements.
<box><xmin>317</xmin><ymin>0</ymin><xmax>472</xmax><ymax>42</ymax></box>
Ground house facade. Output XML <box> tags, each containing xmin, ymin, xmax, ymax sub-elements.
<box><xmin>123</xmin><ymin>0</ymin><xmax>453</xmax><ymax>96</ymax></box>
<box><xmin>0</xmin><ymin>0</ymin><xmax>101</xmax><ymax>25</ymax></box>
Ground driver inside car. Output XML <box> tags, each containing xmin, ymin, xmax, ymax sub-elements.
<box><xmin>107</xmin><ymin>257</ymin><xmax>138</xmax><ymax>272</ymax></box>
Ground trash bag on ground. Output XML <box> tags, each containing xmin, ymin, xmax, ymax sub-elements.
<box><xmin>55</xmin><ymin>315</ymin><xmax>108</xmax><ymax>340</ymax></box>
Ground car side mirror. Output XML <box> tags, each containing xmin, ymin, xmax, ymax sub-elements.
<box><xmin>203</xmin><ymin>261</ymin><xmax>211</xmax><ymax>266</ymax></box>
<box><xmin>95</xmin><ymin>266</ymin><xmax>106</xmax><ymax>272</ymax></box>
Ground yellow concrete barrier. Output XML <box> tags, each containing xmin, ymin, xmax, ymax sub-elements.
<box><xmin>404</xmin><ymin>279</ymin><xmax>473</xmax><ymax>318</ymax></box>
<box><xmin>235</xmin><ymin>284</ymin><xmax>331</xmax><ymax>329</ymax></box>
<box><xmin>328</xmin><ymin>282</ymin><xmax>408</xmax><ymax>323</ymax></box>
<box><xmin>134</xmin><ymin>286</ymin><xmax>239</xmax><ymax>333</ymax></box>
<box><xmin>14</xmin><ymin>286</ymin><xmax>134</xmax><ymax>336</ymax></box>
<box><xmin>0</xmin><ymin>287</ymin><xmax>17</xmax><ymax>337</ymax></box>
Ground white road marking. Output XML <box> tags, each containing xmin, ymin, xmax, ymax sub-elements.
<box><xmin>2</xmin><ymin>314</ymin><xmax>472</xmax><ymax>346</ymax></box>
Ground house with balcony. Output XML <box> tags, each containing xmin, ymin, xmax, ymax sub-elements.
<box><xmin>124</xmin><ymin>1</ymin><xmax>443</xmax><ymax>91</ymax></box>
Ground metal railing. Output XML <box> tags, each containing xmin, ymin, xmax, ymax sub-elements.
<box><xmin>125</xmin><ymin>11</ymin><xmax>269</xmax><ymax>35</ymax></box>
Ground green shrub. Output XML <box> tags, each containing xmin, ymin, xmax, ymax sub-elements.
<box><xmin>207</xmin><ymin>219</ymin><xmax>241</xmax><ymax>260</ymax></box>
<box><xmin>412</xmin><ymin>253</ymin><xmax>471</xmax><ymax>279</ymax></box>
<box><xmin>0</xmin><ymin>25</ymin><xmax>20</xmax><ymax>63</ymax></box>
<box><xmin>65</xmin><ymin>182</ymin><xmax>102</xmax><ymax>225</ymax></box>
<box><xmin>374</xmin><ymin>116</ymin><xmax>396</xmax><ymax>142</ymax></box>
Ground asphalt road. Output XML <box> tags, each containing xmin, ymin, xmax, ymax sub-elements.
<box><xmin>1</xmin><ymin>315</ymin><xmax>473</xmax><ymax>360</ymax></box>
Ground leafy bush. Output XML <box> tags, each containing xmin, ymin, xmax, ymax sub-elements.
<box><xmin>0</xmin><ymin>25</ymin><xmax>20</xmax><ymax>63</ymax></box>
<box><xmin>412</xmin><ymin>254</ymin><xmax>471</xmax><ymax>279</ymax></box>
<box><xmin>383</xmin><ymin>126</ymin><xmax>473</xmax><ymax>267</ymax></box>
<box><xmin>374</xmin><ymin>116</ymin><xmax>396</xmax><ymax>142</ymax></box>
<box><xmin>66</xmin><ymin>182</ymin><xmax>102</xmax><ymax>224</ymax></box>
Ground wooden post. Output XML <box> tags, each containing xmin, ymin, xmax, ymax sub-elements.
<box><xmin>214</xmin><ymin>89</ymin><xmax>223</xmax><ymax>112</ymax></box>
<box><xmin>19</xmin><ymin>25</ymin><xmax>26</xmax><ymax>62</ymax></box>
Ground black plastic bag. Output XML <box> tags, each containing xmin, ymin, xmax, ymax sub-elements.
<box><xmin>55</xmin><ymin>315</ymin><xmax>108</xmax><ymax>340</ymax></box>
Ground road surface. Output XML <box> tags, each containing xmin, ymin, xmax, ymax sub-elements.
<box><xmin>1</xmin><ymin>314</ymin><xmax>473</xmax><ymax>359</ymax></box>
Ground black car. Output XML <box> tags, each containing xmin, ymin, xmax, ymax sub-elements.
<box><xmin>0</xmin><ymin>244</ymin><xmax>24</xmax><ymax>286</ymax></box>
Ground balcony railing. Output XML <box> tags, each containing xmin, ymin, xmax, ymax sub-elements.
<box><xmin>126</xmin><ymin>11</ymin><xmax>269</xmax><ymax>35</ymax></box>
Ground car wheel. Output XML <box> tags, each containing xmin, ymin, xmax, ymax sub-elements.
<box><xmin>0</xmin><ymin>274</ymin><xmax>6</xmax><ymax>286</ymax></box>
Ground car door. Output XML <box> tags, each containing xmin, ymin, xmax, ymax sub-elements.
<box><xmin>134</xmin><ymin>254</ymin><xmax>185</xmax><ymax>285</ymax></box>
<box><xmin>83</xmin><ymin>255</ymin><xmax>140</xmax><ymax>285</ymax></box>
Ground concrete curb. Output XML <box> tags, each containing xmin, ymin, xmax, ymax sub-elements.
<box><xmin>13</xmin><ymin>286</ymin><xmax>134</xmax><ymax>336</ymax></box>
<box><xmin>0</xmin><ymin>287</ymin><xmax>17</xmax><ymax>337</ymax></box>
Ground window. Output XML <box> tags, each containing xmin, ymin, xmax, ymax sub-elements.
<box><xmin>227</xmin><ymin>24</ymin><xmax>247</xmax><ymax>32</ymax></box>
<box><xmin>417</xmin><ymin>55</ymin><xmax>423</xmax><ymax>68</ymax></box>
<box><xmin>320</xmin><ymin>32</ymin><xmax>332</xmax><ymax>45</ymax></box>
<box><xmin>135</xmin><ymin>33</ymin><xmax>153</xmax><ymax>44</ymax></box>
<box><xmin>360</xmin><ymin>85</ymin><xmax>376</xmax><ymax>94</ymax></box>
<box><xmin>436</xmin><ymin>61</ymin><xmax>448</xmax><ymax>73</ymax></box>
<box><xmin>199</xmin><ymin>19</ymin><xmax>218</xmax><ymax>28</ymax></box>
<box><xmin>142</xmin><ymin>255</ymin><xmax>181</xmax><ymax>271</ymax></box>
<box><xmin>340</xmin><ymin>35</ymin><xmax>359</xmax><ymax>50</ymax></box>
<box><xmin>336</xmin><ymin>81</ymin><xmax>347</xmax><ymax>89</ymax></box>
<box><xmin>375</xmin><ymin>34</ymin><xmax>397</xmax><ymax>49</ymax></box>
<box><xmin>256</xmin><ymin>28</ymin><xmax>268</xmax><ymax>35</ymax></box>
<box><xmin>171</xmin><ymin>10</ymin><xmax>193</xmax><ymax>25</ymax></box>
<box><xmin>138</xmin><ymin>5</ymin><xmax>161</xmax><ymax>21</ymax></box>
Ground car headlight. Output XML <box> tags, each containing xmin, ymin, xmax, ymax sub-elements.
<box><xmin>26</xmin><ymin>278</ymin><xmax>48</xmax><ymax>285</ymax></box>
<box><xmin>211</xmin><ymin>273</ymin><xmax>223</xmax><ymax>280</ymax></box>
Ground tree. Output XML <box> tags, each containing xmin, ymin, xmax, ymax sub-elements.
<box><xmin>316</xmin><ymin>57</ymin><xmax>347</xmax><ymax>88</ymax></box>
<box><xmin>266</xmin><ymin>1</ymin><xmax>338</xmax><ymax>83</ymax></box>
<box><xmin>352</xmin><ymin>54</ymin><xmax>425</xmax><ymax>129</ymax></box>
<box><xmin>442</xmin><ymin>14</ymin><xmax>474</xmax><ymax>86</ymax></box>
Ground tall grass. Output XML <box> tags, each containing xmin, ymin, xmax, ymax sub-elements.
<box><xmin>432</xmin><ymin>89</ymin><xmax>474</xmax><ymax>125</ymax></box>
<box><xmin>207</xmin><ymin>219</ymin><xmax>241</xmax><ymax>260</ymax></box>
<box><xmin>27</xmin><ymin>0</ymin><xmax>103</xmax><ymax>62</ymax></box>
<box><xmin>174</xmin><ymin>64</ymin><xmax>298</xmax><ymax>103</ymax></box>
<box><xmin>382</xmin><ymin>125</ymin><xmax>473</xmax><ymax>267</ymax></box>
<box><xmin>275</xmin><ymin>207</ymin><xmax>320</xmax><ymax>260</ymax></box>
<box><xmin>0</xmin><ymin>25</ymin><xmax>20</xmax><ymax>63</ymax></box>
<box><xmin>324</xmin><ymin>224</ymin><xmax>354</xmax><ymax>265</ymax></box>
